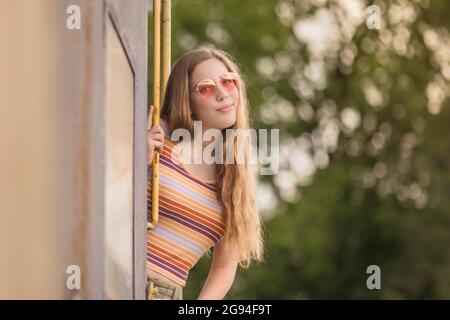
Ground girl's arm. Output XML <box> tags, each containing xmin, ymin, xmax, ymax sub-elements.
<box><xmin>196</xmin><ymin>239</ymin><xmax>239</xmax><ymax>300</ymax></box>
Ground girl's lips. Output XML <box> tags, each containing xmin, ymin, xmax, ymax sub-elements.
<box><xmin>217</xmin><ymin>104</ymin><xmax>233</xmax><ymax>112</ymax></box>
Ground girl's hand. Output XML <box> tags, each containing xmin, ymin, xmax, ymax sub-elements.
<box><xmin>147</xmin><ymin>105</ymin><xmax>165</xmax><ymax>165</ymax></box>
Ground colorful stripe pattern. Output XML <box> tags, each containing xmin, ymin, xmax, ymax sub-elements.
<box><xmin>147</xmin><ymin>137</ymin><xmax>226</xmax><ymax>287</ymax></box>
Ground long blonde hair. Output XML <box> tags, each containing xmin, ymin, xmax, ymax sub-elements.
<box><xmin>160</xmin><ymin>46</ymin><xmax>265</xmax><ymax>268</ymax></box>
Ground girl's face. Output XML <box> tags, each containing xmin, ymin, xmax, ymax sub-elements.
<box><xmin>189</xmin><ymin>58</ymin><xmax>239</xmax><ymax>131</ymax></box>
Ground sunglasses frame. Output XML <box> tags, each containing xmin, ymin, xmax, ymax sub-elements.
<box><xmin>189</xmin><ymin>72</ymin><xmax>240</xmax><ymax>97</ymax></box>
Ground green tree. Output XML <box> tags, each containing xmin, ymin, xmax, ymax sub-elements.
<box><xmin>150</xmin><ymin>0</ymin><xmax>450</xmax><ymax>299</ymax></box>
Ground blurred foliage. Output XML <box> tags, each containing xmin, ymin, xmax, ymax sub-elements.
<box><xmin>149</xmin><ymin>0</ymin><xmax>450</xmax><ymax>299</ymax></box>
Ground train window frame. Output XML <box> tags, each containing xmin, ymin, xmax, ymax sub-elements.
<box><xmin>102</xmin><ymin>1</ymin><xmax>148</xmax><ymax>300</ymax></box>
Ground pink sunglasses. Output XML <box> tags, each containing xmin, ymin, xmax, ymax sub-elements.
<box><xmin>189</xmin><ymin>72</ymin><xmax>239</xmax><ymax>98</ymax></box>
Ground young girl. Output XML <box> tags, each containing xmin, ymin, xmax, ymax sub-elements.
<box><xmin>146</xmin><ymin>47</ymin><xmax>265</xmax><ymax>300</ymax></box>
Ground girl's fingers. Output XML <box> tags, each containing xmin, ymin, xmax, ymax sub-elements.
<box><xmin>149</xmin><ymin>139</ymin><xmax>163</xmax><ymax>148</ymax></box>
<box><xmin>147</xmin><ymin>107</ymin><xmax>165</xmax><ymax>155</ymax></box>
<box><xmin>148</xmin><ymin>129</ymin><xmax>165</xmax><ymax>144</ymax></box>
<box><xmin>148</xmin><ymin>124</ymin><xmax>165</xmax><ymax>135</ymax></box>
<box><xmin>153</xmin><ymin>140</ymin><xmax>164</xmax><ymax>147</ymax></box>
<box><xmin>153</xmin><ymin>132</ymin><xmax>165</xmax><ymax>141</ymax></box>
<box><xmin>148</xmin><ymin>130</ymin><xmax>164</xmax><ymax>141</ymax></box>
<box><xmin>156</xmin><ymin>125</ymin><xmax>165</xmax><ymax>135</ymax></box>
<box><xmin>150</xmin><ymin>144</ymin><xmax>164</xmax><ymax>153</ymax></box>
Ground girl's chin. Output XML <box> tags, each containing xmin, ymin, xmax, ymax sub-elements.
<box><xmin>216</xmin><ymin>117</ymin><xmax>237</xmax><ymax>130</ymax></box>
<box><xmin>199</xmin><ymin>114</ymin><xmax>237</xmax><ymax>130</ymax></box>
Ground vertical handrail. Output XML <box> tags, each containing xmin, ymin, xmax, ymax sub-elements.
<box><xmin>162</xmin><ymin>0</ymin><xmax>171</xmax><ymax>93</ymax></box>
<box><xmin>148</xmin><ymin>0</ymin><xmax>161</xmax><ymax>230</ymax></box>
<box><xmin>148</xmin><ymin>0</ymin><xmax>170</xmax><ymax>230</ymax></box>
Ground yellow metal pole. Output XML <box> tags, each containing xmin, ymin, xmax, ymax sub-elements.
<box><xmin>148</xmin><ymin>0</ymin><xmax>161</xmax><ymax>230</ymax></box>
<box><xmin>162</xmin><ymin>0</ymin><xmax>171</xmax><ymax>93</ymax></box>
<box><xmin>148</xmin><ymin>0</ymin><xmax>170</xmax><ymax>230</ymax></box>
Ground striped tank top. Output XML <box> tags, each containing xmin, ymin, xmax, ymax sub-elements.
<box><xmin>147</xmin><ymin>137</ymin><xmax>226</xmax><ymax>287</ymax></box>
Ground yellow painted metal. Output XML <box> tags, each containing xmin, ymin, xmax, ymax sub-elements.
<box><xmin>148</xmin><ymin>0</ymin><xmax>170</xmax><ymax>230</ymax></box>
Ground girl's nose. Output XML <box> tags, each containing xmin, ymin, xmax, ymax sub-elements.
<box><xmin>215</xmin><ymin>84</ymin><xmax>229</xmax><ymax>101</ymax></box>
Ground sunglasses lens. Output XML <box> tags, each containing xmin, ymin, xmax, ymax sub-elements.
<box><xmin>193</xmin><ymin>74</ymin><xmax>238</xmax><ymax>97</ymax></box>
<box><xmin>221</xmin><ymin>78</ymin><xmax>237</xmax><ymax>90</ymax></box>
<box><xmin>221</xmin><ymin>73</ymin><xmax>238</xmax><ymax>90</ymax></box>
<box><xmin>197</xmin><ymin>83</ymin><xmax>215</xmax><ymax>97</ymax></box>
